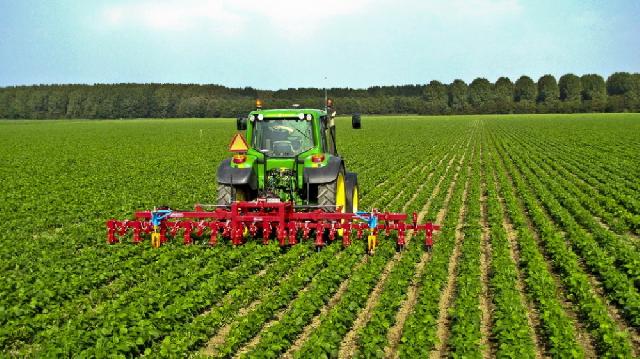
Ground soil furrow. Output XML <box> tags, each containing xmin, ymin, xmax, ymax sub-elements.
<box><xmin>385</xmin><ymin>145</ymin><xmax>469</xmax><ymax>359</ymax></box>
<box><xmin>427</xmin><ymin>167</ymin><xmax>470</xmax><ymax>359</ymax></box>
<box><xmin>335</xmin><ymin>153</ymin><xmax>458</xmax><ymax>359</ymax></box>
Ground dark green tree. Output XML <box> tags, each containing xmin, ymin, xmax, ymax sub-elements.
<box><xmin>468</xmin><ymin>77</ymin><xmax>495</xmax><ymax>113</ymax></box>
<box><xmin>447</xmin><ymin>79</ymin><xmax>468</xmax><ymax>114</ymax></box>
<box><xmin>581</xmin><ymin>74</ymin><xmax>607</xmax><ymax>112</ymax></box>
<box><xmin>558</xmin><ymin>73</ymin><xmax>582</xmax><ymax>113</ymax></box>
<box><xmin>558</xmin><ymin>74</ymin><xmax>582</xmax><ymax>101</ymax></box>
<box><xmin>514</xmin><ymin>76</ymin><xmax>536</xmax><ymax>102</ymax></box>
<box><xmin>494</xmin><ymin>76</ymin><xmax>514</xmax><ymax>114</ymax></box>
<box><xmin>606</xmin><ymin>72</ymin><xmax>635</xmax><ymax>95</ymax></box>
<box><xmin>536</xmin><ymin>74</ymin><xmax>559</xmax><ymax>113</ymax></box>
<box><xmin>422</xmin><ymin>80</ymin><xmax>449</xmax><ymax>114</ymax></box>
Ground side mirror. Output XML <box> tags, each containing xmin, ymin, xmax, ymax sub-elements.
<box><xmin>236</xmin><ymin>116</ymin><xmax>247</xmax><ymax>131</ymax></box>
<box><xmin>352</xmin><ymin>113</ymin><xmax>361</xmax><ymax>129</ymax></box>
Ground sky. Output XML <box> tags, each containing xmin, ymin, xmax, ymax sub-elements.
<box><xmin>0</xmin><ymin>0</ymin><xmax>638</xmax><ymax>90</ymax></box>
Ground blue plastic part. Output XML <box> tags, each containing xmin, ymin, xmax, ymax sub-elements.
<box><xmin>355</xmin><ymin>211</ymin><xmax>378</xmax><ymax>229</ymax></box>
<box><xmin>151</xmin><ymin>209</ymin><xmax>173</xmax><ymax>227</ymax></box>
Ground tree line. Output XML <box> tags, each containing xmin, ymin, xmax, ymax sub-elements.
<box><xmin>0</xmin><ymin>72</ymin><xmax>638</xmax><ymax>119</ymax></box>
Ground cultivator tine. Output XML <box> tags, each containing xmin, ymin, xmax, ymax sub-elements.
<box><xmin>106</xmin><ymin>200</ymin><xmax>440</xmax><ymax>250</ymax></box>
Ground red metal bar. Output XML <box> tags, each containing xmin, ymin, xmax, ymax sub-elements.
<box><xmin>106</xmin><ymin>201</ymin><xmax>440</xmax><ymax>248</ymax></box>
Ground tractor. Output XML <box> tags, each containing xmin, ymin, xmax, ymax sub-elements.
<box><xmin>106</xmin><ymin>100</ymin><xmax>438</xmax><ymax>254</ymax></box>
<box><xmin>217</xmin><ymin>99</ymin><xmax>360</xmax><ymax>215</ymax></box>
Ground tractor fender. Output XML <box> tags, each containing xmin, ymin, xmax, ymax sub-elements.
<box><xmin>216</xmin><ymin>159</ymin><xmax>258</xmax><ymax>190</ymax></box>
<box><xmin>304</xmin><ymin>156</ymin><xmax>343</xmax><ymax>184</ymax></box>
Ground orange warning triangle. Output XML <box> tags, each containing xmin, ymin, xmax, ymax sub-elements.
<box><xmin>229</xmin><ymin>133</ymin><xmax>249</xmax><ymax>152</ymax></box>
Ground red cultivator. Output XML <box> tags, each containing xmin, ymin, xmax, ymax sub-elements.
<box><xmin>106</xmin><ymin>200</ymin><xmax>440</xmax><ymax>253</ymax></box>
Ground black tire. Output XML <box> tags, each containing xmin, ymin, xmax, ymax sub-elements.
<box><xmin>345</xmin><ymin>172</ymin><xmax>358</xmax><ymax>213</ymax></box>
<box><xmin>217</xmin><ymin>184</ymin><xmax>247</xmax><ymax>205</ymax></box>
<box><xmin>352</xmin><ymin>113</ymin><xmax>361</xmax><ymax>129</ymax></box>
<box><xmin>318</xmin><ymin>171</ymin><xmax>345</xmax><ymax>211</ymax></box>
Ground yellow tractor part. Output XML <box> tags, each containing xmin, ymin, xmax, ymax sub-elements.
<box><xmin>151</xmin><ymin>226</ymin><xmax>161</xmax><ymax>248</ymax></box>
<box><xmin>368</xmin><ymin>234</ymin><xmax>377</xmax><ymax>255</ymax></box>
<box><xmin>336</xmin><ymin>173</ymin><xmax>346</xmax><ymax>236</ymax></box>
<box><xmin>352</xmin><ymin>186</ymin><xmax>359</xmax><ymax>213</ymax></box>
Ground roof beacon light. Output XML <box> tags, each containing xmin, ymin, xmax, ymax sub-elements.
<box><xmin>256</xmin><ymin>99</ymin><xmax>263</xmax><ymax>110</ymax></box>
<box><xmin>327</xmin><ymin>98</ymin><xmax>334</xmax><ymax>108</ymax></box>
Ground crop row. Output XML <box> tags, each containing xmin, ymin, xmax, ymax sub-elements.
<box><xmin>148</xmin><ymin>241</ymin><xmax>341</xmax><ymax>357</ymax></box>
<box><xmin>32</xmin><ymin>242</ymin><xmax>276</xmax><ymax>356</ymax></box>
<box><xmin>491</xmin><ymin>133</ymin><xmax>634</xmax><ymax>356</ymax></box>
<box><xmin>497</xmin><ymin>125</ymin><xmax>640</xmax><ymax>236</ymax></box>
<box><xmin>275</xmin><ymin>239</ymin><xmax>397</xmax><ymax>357</ymax></box>
<box><xmin>445</xmin><ymin>142</ymin><xmax>483</xmax><ymax>356</ymax></box>
<box><xmin>482</xmin><ymin>145</ymin><xmax>537</xmax><ymax>357</ymax></box>
<box><xmin>500</xmin><ymin>139</ymin><xmax>640</xmax><ymax>327</ymax></box>
<box><xmin>212</xmin><ymin>242</ymin><xmax>364</xmax><ymax>357</ymax></box>
<box><xmin>499</xmin><ymin>124</ymin><xmax>640</xmax><ymax>217</ymax></box>
<box><xmin>488</xmin><ymin>145</ymin><xmax>583</xmax><ymax>357</ymax></box>
<box><xmin>514</xmin><ymin>141</ymin><xmax>640</xmax><ymax>285</ymax></box>
<box><xmin>397</xmin><ymin>141</ymin><xmax>473</xmax><ymax>357</ymax></box>
<box><xmin>351</xmin><ymin>140</ymin><xmax>464</xmax><ymax>358</ymax></box>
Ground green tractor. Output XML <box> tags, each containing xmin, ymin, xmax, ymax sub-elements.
<box><xmin>216</xmin><ymin>100</ymin><xmax>362</xmax><ymax>214</ymax></box>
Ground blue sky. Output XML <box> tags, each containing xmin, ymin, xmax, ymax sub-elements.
<box><xmin>0</xmin><ymin>0</ymin><xmax>638</xmax><ymax>89</ymax></box>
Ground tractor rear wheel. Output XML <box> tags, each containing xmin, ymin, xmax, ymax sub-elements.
<box><xmin>217</xmin><ymin>184</ymin><xmax>247</xmax><ymax>205</ymax></box>
<box><xmin>318</xmin><ymin>172</ymin><xmax>346</xmax><ymax>212</ymax></box>
<box><xmin>345</xmin><ymin>172</ymin><xmax>359</xmax><ymax>213</ymax></box>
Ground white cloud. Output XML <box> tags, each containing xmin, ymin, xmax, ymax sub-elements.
<box><xmin>101</xmin><ymin>0</ymin><xmax>372</xmax><ymax>38</ymax></box>
<box><xmin>416</xmin><ymin>0</ymin><xmax>522</xmax><ymax>23</ymax></box>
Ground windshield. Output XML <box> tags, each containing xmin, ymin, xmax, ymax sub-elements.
<box><xmin>252</xmin><ymin>118</ymin><xmax>314</xmax><ymax>157</ymax></box>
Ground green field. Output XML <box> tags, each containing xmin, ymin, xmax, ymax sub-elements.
<box><xmin>1</xmin><ymin>114</ymin><xmax>639</xmax><ymax>358</ymax></box>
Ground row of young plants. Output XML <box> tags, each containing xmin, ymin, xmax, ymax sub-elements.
<box><xmin>396</xmin><ymin>142</ymin><xmax>473</xmax><ymax>357</ymax></box>
<box><xmin>502</xmin><ymin>141</ymin><xmax>640</xmax><ymax>327</ymax></box>
<box><xmin>0</xmin><ymin>238</ymin><xmax>153</xmax><ymax>326</ymax></box>
<box><xmin>144</xmin><ymin>241</ymin><xmax>329</xmax><ymax>357</ymax></box>
<box><xmin>445</xmin><ymin>144</ymin><xmax>483</xmax><ymax>356</ymax></box>
<box><xmin>0</xmin><ymin>120</ymin><xmax>237</xmax><ymax>353</ymax></box>
<box><xmin>211</xmin><ymin>243</ymin><xmax>364</xmax><ymax>357</ymax></box>
<box><xmin>346</xmin><ymin>141</ymin><xmax>433</xmax><ymax>203</ymax></box>
<box><xmin>500</xmin><ymin>124</ymin><xmax>640</xmax><ymax>217</ymax></box>
<box><xmin>499</xmin><ymin>118</ymin><xmax>640</xmax><ymax>195</ymax></box>
<box><xmin>518</xmin><ymin>133</ymin><xmax>640</xmax><ymax>235</ymax></box>
<box><xmin>83</xmin><ymin>243</ymin><xmax>282</xmax><ymax>357</ymax></box>
<box><xmin>497</xmin><ymin>125</ymin><xmax>640</xmax><ymax>236</ymax></box>
<box><xmin>6</xmin><ymin>248</ymin><xmax>222</xmax><ymax>352</ymax></box>
<box><xmin>482</xmin><ymin>146</ymin><xmax>537</xmax><ymax>357</ymax></box>
<box><xmin>512</xmin><ymin>137</ymin><xmax>640</xmax><ymax>284</ymax></box>
<box><xmin>351</xmin><ymin>139</ymin><xmax>464</xmax><ymax>358</ymax></box>
<box><xmin>1</xmin><ymin>243</ymin><xmax>199</xmax><ymax>351</ymax></box>
<box><xmin>491</xmin><ymin>135</ymin><xmax>634</xmax><ymax>357</ymax></box>
<box><xmin>384</xmin><ymin>150</ymin><xmax>455</xmax><ymax>212</ymax></box>
<box><xmin>488</xmin><ymin>145</ymin><xmax>584</xmax><ymax>357</ymax></box>
<box><xmin>289</xmin><ymin>138</ymin><xmax>463</xmax><ymax>357</ymax></box>
<box><xmin>278</xmin><ymin>239</ymin><xmax>398</xmax><ymax>358</ymax></box>
<box><xmin>33</xmin><ymin>242</ymin><xmax>273</xmax><ymax>356</ymax></box>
